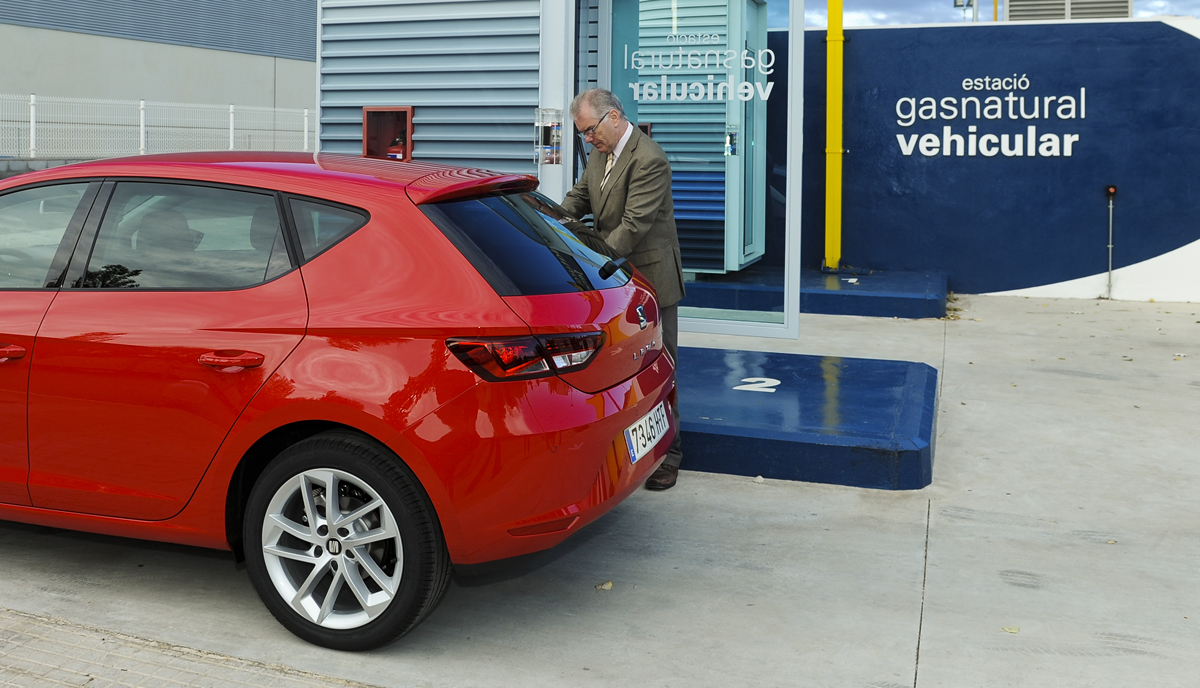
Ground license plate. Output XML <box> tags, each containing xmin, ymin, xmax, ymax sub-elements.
<box><xmin>623</xmin><ymin>401</ymin><xmax>671</xmax><ymax>464</ymax></box>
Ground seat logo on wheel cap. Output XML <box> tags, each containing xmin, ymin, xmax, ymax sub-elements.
<box><xmin>327</xmin><ymin>539</ymin><xmax>342</xmax><ymax>555</ymax></box>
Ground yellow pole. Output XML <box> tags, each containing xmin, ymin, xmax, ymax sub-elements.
<box><xmin>994</xmin><ymin>0</ymin><xmax>999</xmax><ymax>21</ymax></box>
<box><xmin>824</xmin><ymin>0</ymin><xmax>845</xmax><ymax>271</ymax></box>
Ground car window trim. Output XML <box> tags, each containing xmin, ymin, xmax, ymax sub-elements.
<box><xmin>44</xmin><ymin>181</ymin><xmax>104</xmax><ymax>289</ymax></box>
<box><xmin>272</xmin><ymin>191</ymin><xmax>302</xmax><ymax>268</ymax></box>
<box><xmin>62</xmin><ymin>180</ymin><xmax>116</xmax><ymax>290</ymax></box>
<box><xmin>63</xmin><ymin>178</ymin><xmax>303</xmax><ymax>292</ymax></box>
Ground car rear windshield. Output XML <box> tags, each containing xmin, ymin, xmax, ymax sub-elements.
<box><xmin>419</xmin><ymin>192</ymin><xmax>631</xmax><ymax>296</ymax></box>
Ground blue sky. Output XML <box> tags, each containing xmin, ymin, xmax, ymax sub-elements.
<box><xmin>768</xmin><ymin>1</ymin><xmax>1200</xmax><ymax>28</ymax></box>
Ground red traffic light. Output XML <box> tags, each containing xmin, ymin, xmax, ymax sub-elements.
<box><xmin>1105</xmin><ymin>185</ymin><xmax>1118</xmax><ymax>198</ymax></box>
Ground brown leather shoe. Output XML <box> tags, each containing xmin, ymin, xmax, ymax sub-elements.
<box><xmin>644</xmin><ymin>464</ymin><xmax>678</xmax><ymax>491</ymax></box>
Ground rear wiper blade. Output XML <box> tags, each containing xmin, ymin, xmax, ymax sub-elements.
<box><xmin>598</xmin><ymin>257</ymin><xmax>629</xmax><ymax>280</ymax></box>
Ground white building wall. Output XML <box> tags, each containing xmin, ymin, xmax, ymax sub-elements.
<box><xmin>0</xmin><ymin>23</ymin><xmax>316</xmax><ymax>111</ymax></box>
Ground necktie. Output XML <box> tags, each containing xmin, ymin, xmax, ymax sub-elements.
<box><xmin>601</xmin><ymin>153</ymin><xmax>615</xmax><ymax>190</ymax></box>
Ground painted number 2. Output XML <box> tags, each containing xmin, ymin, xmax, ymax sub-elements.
<box><xmin>733</xmin><ymin>377</ymin><xmax>781</xmax><ymax>393</ymax></box>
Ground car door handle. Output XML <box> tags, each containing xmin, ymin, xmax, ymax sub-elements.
<box><xmin>0</xmin><ymin>344</ymin><xmax>27</xmax><ymax>362</ymax></box>
<box><xmin>198</xmin><ymin>350</ymin><xmax>265</xmax><ymax>371</ymax></box>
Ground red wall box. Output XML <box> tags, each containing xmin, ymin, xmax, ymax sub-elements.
<box><xmin>362</xmin><ymin>106</ymin><xmax>414</xmax><ymax>161</ymax></box>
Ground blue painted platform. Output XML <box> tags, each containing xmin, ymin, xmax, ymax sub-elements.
<box><xmin>800</xmin><ymin>269</ymin><xmax>947</xmax><ymax>319</ymax></box>
<box><xmin>678</xmin><ymin>267</ymin><xmax>947</xmax><ymax>319</ymax></box>
<box><xmin>676</xmin><ymin>347</ymin><xmax>937</xmax><ymax>490</ymax></box>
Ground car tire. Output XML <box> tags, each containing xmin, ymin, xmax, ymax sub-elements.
<box><xmin>243</xmin><ymin>431</ymin><xmax>451</xmax><ymax>650</ymax></box>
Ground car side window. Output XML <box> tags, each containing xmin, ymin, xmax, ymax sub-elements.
<box><xmin>83</xmin><ymin>182</ymin><xmax>291</xmax><ymax>289</ymax></box>
<box><xmin>288</xmin><ymin>198</ymin><xmax>368</xmax><ymax>261</ymax></box>
<box><xmin>0</xmin><ymin>183</ymin><xmax>90</xmax><ymax>289</ymax></box>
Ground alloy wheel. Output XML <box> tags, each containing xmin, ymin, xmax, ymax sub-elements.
<box><xmin>260</xmin><ymin>468</ymin><xmax>403</xmax><ymax>630</ymax></box>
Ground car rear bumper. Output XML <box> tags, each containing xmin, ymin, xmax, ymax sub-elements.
<box><xmin>393</xmin><ymin>351</ymin><xmax>676</xmax><ymax>565</ymax></box>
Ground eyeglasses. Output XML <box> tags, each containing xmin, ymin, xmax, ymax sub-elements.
<box><xmin>580</xmin><ymin>111</ymin><xmax>613</xmax><ymax>139</ymax></box>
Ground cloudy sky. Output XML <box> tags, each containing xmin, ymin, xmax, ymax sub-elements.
<box><xmin>767</xmin><ymin>1</ymin><xmax>1200</xmax><ymax>28</ymax></box>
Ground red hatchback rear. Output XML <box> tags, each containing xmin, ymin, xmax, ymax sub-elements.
<box><xmin>0</xmin><ymin>152</ymin><xmax>676</xmax><ymax>650</ymax></box>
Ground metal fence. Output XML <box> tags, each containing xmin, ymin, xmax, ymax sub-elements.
<box><xmin>0</xmin><ymin>93</ymin><xmax>314</xmax><ymax>159</ymax></box>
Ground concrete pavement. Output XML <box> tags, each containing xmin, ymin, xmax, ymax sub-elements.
<box><xmin>0</xmin><ymin>294</ymin><xmax>1195</xmax><ymax>687</ymax></box>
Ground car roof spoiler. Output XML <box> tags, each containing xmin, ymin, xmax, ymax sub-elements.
<box><xmin>406</xmin><ymin>169</ymin><xmax>540</xmax><ymax>205</ymax></box>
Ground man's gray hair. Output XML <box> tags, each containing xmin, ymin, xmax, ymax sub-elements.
<box><xmin>569</xmin><ymin>88</ymin><xmax>627</xmax><ymax>121</ymax></box>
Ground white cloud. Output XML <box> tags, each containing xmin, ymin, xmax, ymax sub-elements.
<box><xmin>805</xmin><ymin>10</ymin><xmax>910</xmax><ymax>27</ymax></box>
<box><xmin>1136</xmin><ymin>0</ymin><xmax>1200</xmax><ymax>16</ymax></box>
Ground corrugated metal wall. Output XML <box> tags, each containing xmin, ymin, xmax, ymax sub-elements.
<box><xmin>1070</xmin><ymin>0</ymin><xmax>1133</xmax><ymax>18</ymax></box>
<box><xmin>0</xmin><ymin>0</ymin><xmax>315</xmax><ymax>60</ymax></box>
<box><xmin>318</xmin><ymin>0</ymin><xmax>540</xmax><ymax>173</ymax></box>
<box><xmin>578</xmin><ymin>0</ymin><xmax>600</xmax><ymax>91</ymax></box>
<box><xmin>1007</xmin><ymin>0</ymin><xmax>1132</xmax><ymax>20</ymax></box>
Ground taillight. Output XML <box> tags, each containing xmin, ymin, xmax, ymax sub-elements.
<box><xmin>447</xmin><ymin>332</ymin><xmax>605</xmax><ymax>382</ymax></box>
<box><xmin>540</xmin><ymin>333</ymin><xmax>604</xmax><ymax>370</ymax></box>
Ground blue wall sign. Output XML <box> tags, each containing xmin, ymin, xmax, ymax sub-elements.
<box><xmin>775</xmin><ymin>21</ymin><xmax>1200</xmax><ymax>294</ymax></box>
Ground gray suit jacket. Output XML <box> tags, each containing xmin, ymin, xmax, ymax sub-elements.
<box><xmin>560</xmin><ymin>126</ymin><xmax>686</xmax><ymax>308</ymax></box>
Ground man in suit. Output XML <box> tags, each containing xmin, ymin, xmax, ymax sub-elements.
<box><xmin>559</xmin><ymin>88</ymin><xmax>686</xmax><ymax>491</ymax></box>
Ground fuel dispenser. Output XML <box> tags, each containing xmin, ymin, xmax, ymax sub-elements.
<box><xmin>362</xmin><ymin>107</ymin><xmax>413</xmax><ymax>161</ymax></box>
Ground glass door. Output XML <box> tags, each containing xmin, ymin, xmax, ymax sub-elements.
<box><xmin>602</xmin><ymin>0</ymin><xmax>801</xmax><ymax>337</ymax></box>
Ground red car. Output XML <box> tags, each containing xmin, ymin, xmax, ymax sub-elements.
<box><xmin>0</xmin><ymin>152</ymin><xmax>675</xmax><ymax>650</ymax></box>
